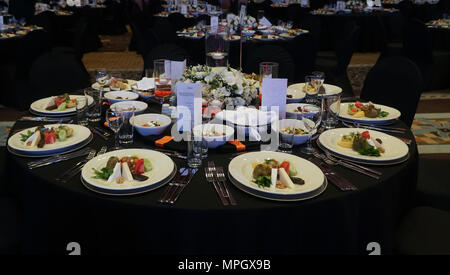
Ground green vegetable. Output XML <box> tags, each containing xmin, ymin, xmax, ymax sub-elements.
<box><xmin>144</xmin><ymin>159</ymin><xmax>152</xmax><ymax>172</ymax></box>
<box><xmin>252</xmin><ymin>176</ymin><xmax>271</xmax><ymax>188</ymax></box>
<box><xmin>58</xmin><ymin>129</ymin><xmax>67</xmax><ymax>142</ymax></box>
<box><xmin>378</xmin><ymin>111</ymin><xmax>389</xmax><ymax>118</ymax></box>
<box><xmin>20</xmin><ymin>130</ymin><xmax>34</xmax><ymax>142</ymax></box>
<box><xmin>92</xmin><ymin>167</ymin><xmax>114</xmax><ymax>180</ymax></box>
<box><xmin>289</xmin><ymin>165</ymin><xmax>297</xmax><ymax>177</ymax></box>
<box><xmin>358</xmin><ymin>145</ymin><xmax>381</xmax><ymax>157</ymax></box>
<box><xmin>57</xmin><ymin>102</ymin><xmax>67</xmax><ymax>111</ymax></box>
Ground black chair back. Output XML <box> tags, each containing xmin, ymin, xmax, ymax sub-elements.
<box><xmin>334</xmin><ymin>21</ymin><xmax>361</xmax><ymax>75</ymax></box>
<box><xmin>403</xmin><ymin>18</ymin><xmax>433</xmax><ymax>67</ymax></box>
<box><xmin>29</xmin><ymin>52</ymin><xmax>90</xmax><ymax>100</ymax></box>
<box><xmin>243</xmin><ymin>45</ymin><xmax>295</xmax><ymax>82</ymax></box>
<box><xmin>360</xmin><ymin>57</ymin><xmax>423</xmax><ymax>127</ymax></box>
<box><xmin>152</xmin><ymin>18</ymin><xmax>177</xmax><ymax>44</ymax></box>
<box><xmin>168</xmin><ymin>12</ymin><xmax>188</xmax><ymax>31</ymax></box>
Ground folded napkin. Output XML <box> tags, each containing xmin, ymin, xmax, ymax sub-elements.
<box><xmin>136</xmin><ymin>77</ymin><xmax>155</xmax><ymax>90</ymax></box>
<box><xmin>143</xmin><ymin>135</ymin><xmax>261</xmax><ymax>153</ymax></box>
<box><xmin>215</xmin><ymin>107</ymin><xmax>277</xmax><ymax>127</ymax></box>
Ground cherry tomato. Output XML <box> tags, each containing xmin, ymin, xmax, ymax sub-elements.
<box><xmin>352</xmin><ymin>107</ymin><xmax>358</xmax><ymax>112</ymax></box>
<box><xmin>44</xmin><ymin>132</ymin><xmax>56</xmax><ymax>144</ymax></box>
<box><xmin>55</xmin><ymin>99</ymin><xmax>64</xmax><ymax>107</ymax></box>
<box><xmin>280</xmin><ymin>161</ymin><xmax>290</xmax><ymax>175</ymax></box>
<box><xmin>361</xmin><ymin>131</ymin><xmax>371</xmax><ymax>139</ymax></box>
<box><xmin>134</xmin><ymin>159</ymin><xmax>145</xmax><ymax>175</ymax></box>
<box><xmin>355</xmin><ymin>101</ymin><xmax>364</xmax><ymax>108</ymax></box>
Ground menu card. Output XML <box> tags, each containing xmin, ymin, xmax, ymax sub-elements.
<box><xmin>176</xmin><ymin>83</ymin><xmax>202</xmax><ymax>131</ymax></box>
<box><xmin>210</xmin><ymin>16</ymin><xmax>219</xmax><ymax>30</ymax></box>
<box><xmin>163</xmin><ymin>60</ymin><xmax>186</xmax><ymax>81</ymax></box>
<box><xmin>261</xmin><ymin>78</ymin><xmax>287</xmax><ymax>119</ymax></box>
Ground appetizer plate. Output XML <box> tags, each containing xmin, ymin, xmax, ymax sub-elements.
<box><xmin>318</xmin><ymin>128</ymin><xmax>409</xmax><ymax>163</ymax></box>
<box><xmin>91</xmin><ymin>79</ymin><xmax>137</xmax><ymax>91</ymax></box>
<box><xmin>336</xmin><ymin>102</ymin><xmax>401</xmax><ymax>125</ymax></box>
<box><xmin>271</xmin><ymin>119</ymin><xmax>313</xmax><ymax>145</ymax></box>
<box><xmin>286</xmin><ymin>103</ymin><xmax>320</xmax><ymax>119</ymax></box>
<box><xmin>193</xmin><ymin>124</ymin><xmax>235</xmax><ymax>148</ymax></box>
<box><xmin>286</xmin><ymin>88</ymin><xmax>306</xmax><ymax>103</ymax></box>
<box><xmin>130</xmin><ymin>113</ymin><xmax>172</xmax><ymax>136</ymax></box>
<box><xmin>110</xmin><ymin>100</ymin><xmax>148</xmax><ymax>115</ymax></box>
<box><xmin>8</xmin><ymin>124</ymin><xmax>92</xmax><ymax>156</ymax></box>
<box><xmin>228</xmin><ymin>151</ymin><xmax>326</xmax><ymax>201</ymax></box>
<box><xmin>288</xmin><ymin>83</ymin><xmax>342</xmax><ymax>97</ymax></box>
<box><xmin>104</xmin><ymin>91</ymin><xmax>139</xmax><ymax>104</ymax></box>
<box><xmin>253</xmin><ymin>35</ymin><xmax>278</xmax><ymax>41</ymax></box>
<box><xmin>81</xmin><ymin>149</ymin><xmax>175</xmax><ymax>195</ymax></box>
<box><xmin>30</xmin><ymin>95</ymin><xmax>94</xmax><ymax>116</ymax></box>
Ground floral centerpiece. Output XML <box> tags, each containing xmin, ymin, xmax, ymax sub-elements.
<box><xmin>346</xmin><ymin>0</ymin><xmax>365</xmax><ymax>9</ymax></box>
<box><xmin>179</xmin><ymin>65</ymin><xmax>259</xmax><ymax>108</ymax></box>
<box><xmin>227</xmin><ymin>14</ymin><xmax>257</xmax><ymax>34</ymax></box>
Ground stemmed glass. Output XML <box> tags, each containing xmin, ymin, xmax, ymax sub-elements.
<box><xmin>106</xmin><ymin>108</ymin><xmax>124</xmax><ymax>150</ymax></box>
<box><xmin>312</xmin><ymin>71</ymin><xmax>325</xmax><ymax>93</ymax></box>
<box><xmin>300</xmin><ymin>96</ymin><xmax>324</xmax><ymax>155</ymax></box>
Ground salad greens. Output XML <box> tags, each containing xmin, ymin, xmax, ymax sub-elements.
<box><xmin>92</xmin><ymin>167</ymin><xmax>114</xmax><ymax>180</ymax></box>
<box><xmin>253</xmin><ymin>176</ymin><xmax>272</xmax><ymax>188</ymax></box>
<box><xmin>20</xmin><ymin>130</ymin><xmax>35</xmax><ymax>142</ymax></box>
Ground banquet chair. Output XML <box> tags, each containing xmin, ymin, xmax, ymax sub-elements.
<box><xmin>52</xmin><ymin>17</ymin><xmax>89</xmax><ymax>60</ymax></box>
<box><xmin>130</xmin><ymin>20</ymin><xmax>153</xmax><ymax>56</ymax></box>
<box><xmin>29</xmin><ymin>10</ymin><xmax>58</xmax><ymax>45</ymax></box>
<box><xmin>395</xmin><ymin>207</ymin><xmax>450</xmax><ymax>255</ymax></box>
<box><xmin>28</xmin><ymin>52</ymin><xmax>90</xmax><ymax>102</ymax></box>
<box><xmin>243</xmin><ymin>45</ymin><xmax>295</xmax><ymax>82</ymax></box>
<box><xmin>0</xmin><ymin>197</ymin><xmax>21</xmax><ymax>255</ymax></box>
<box><xmin>151</xmin><ymin>18</ymin><xmax>177</xmax><ymax>44</ymax></box>
<box><xmin>360</xmin><ymin>56</ymin><xmax>423</xmax><ymax>128</ymax></box>
<box><xmin>168</xmin><ymin>12</ymin><xmax>189</xmax><ymax>31</ymax></box>
<box><xmin>143</xmin><ymin>43</ymin><xmax>192</xmax><ymax>75</ymax></box>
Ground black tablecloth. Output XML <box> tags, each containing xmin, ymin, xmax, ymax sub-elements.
<box><xmin>6</xmin><ymin>101</ymin><xmax>418</xmax><ymax>255</ymax></box>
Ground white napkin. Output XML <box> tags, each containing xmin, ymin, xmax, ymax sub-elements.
<box><xmin>249</xmin><ymin>127</ymin><xmax>262</xmax><ymax>141</ymax></box>
<box><xmin>136</xmin><ymin>77</ymin><xmax>155</xmax><ymax>90</ymax></box>
<box><xmin>259</xmin><ymin>17</ymin><xmax>272</xmax><ymax>27</ymax></box>
<box><xmin>216</xmin><ymin>107</ymin><xmax>276</xmax><ymax>126</ymax></box>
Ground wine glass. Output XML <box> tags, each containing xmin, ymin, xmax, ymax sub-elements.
<box><xmin>300</xmin><ymin>96</ymin><xmax>324</xmax><ymax>155</ymax></box>
<box><xmin>106</xmin><ymin>108</ymin><xmax>124</xmax><ymax>150</ymax></box>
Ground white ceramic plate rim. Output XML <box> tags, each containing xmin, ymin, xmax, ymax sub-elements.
<box><xmin>336</xmin><ymin>102</ymin><xmax>401</xmax><ymax>123</ymax></box>
<box><xmin>30</xmin><ymin>95</ymin><xmax>94</xmax><ymax>115</ymax></box>
<box><xmin>318</xmin><ymin>127</ymin><xmax>409</xmax><ymax>162</ymax></box>
<box><xmin>228</xmin><ymin>151</ymin><xmax>325</xmax><ymax>196</ymax></box>
<box><xmin>288</xmin><ymin>83</ymin><xmax>343</xmax><ymax>96</ymax></box>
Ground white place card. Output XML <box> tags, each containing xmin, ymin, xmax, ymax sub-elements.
<box><xmin>74</xmin><ymin>0</ymin><xmax>81</xmax><ymax>7</ymax></box>
<box><xmin>193</xmin><ymin>0</ymin><xmax>198</xmax><ymax>6</ymax></box>
<box><xmin>301</xmin><ymin>0</ymin><xmax>308</xmax><ymax>7</ymax></box>
<box><xmin>0</xmin><ymin>16</ymin><xmax>3</xmax><ymax>26</ymax></box>
<box><xmin>210</xmin><ymin>16</ymin><xmax>218</xmax><ymax>29</ymax></box>
<box><xmin>259</xmin><ymin>16</ymin><xmax>272</xmax><ymax>27</ymax></box>
<box><xmin>374</xmin><ymin>0</ymin><xmax>381</xmax><ymax>6</ymax></box>
<box><xmin>181</xmin><ymin>4</ymin><xmax>187</xmax><ymax>14</ymax></box>
<box><xmin>239</xmin><ymin>5</ymin><xmax>246</xmax><ymax>25</ymax></box>
<box><xmin>164</xmin><ymin>60</ymin><xmax>171</xmax><ymax>79</ymax></box>
<box><xmin>136</xmin><ymin>77</ymin><xmax>155</xmax><ymax>90</ymax></box>
<box><xmin>176</xmin><ymin>83</ymin><xmax>202</xmax><ymax>132</ymax></box>
<box><xmin>170</xmin><ymin>60</ymin><xmax>186</xmax><ymax>82</ymax></box>
<box><xmin>261</xmin><ymin>78</ymin><xmax>287</xmax><ymax>119</ymax></box>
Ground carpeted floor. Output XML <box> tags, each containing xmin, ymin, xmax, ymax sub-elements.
<box><xmin>412</xmin><ymin>113</ymin><xmax>450</xmax><ymax>154</ymax></box>
<box><xmin>0</xmin><ymin>121</ymin><xmax>15</xmax><ymax>147</ymax></box>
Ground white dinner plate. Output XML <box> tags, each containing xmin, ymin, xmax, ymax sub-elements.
<box><xmin>288</xmin><ymin>83</ymin><xmax>342</xmax><ymax>97</ymax></box>
<box><xmin>318</xmin><ymin>128</ymin><xmax>409</xmax><ymax>162</ymax></box>
<box><xmin>104</xmin><ymin>91</ymin><xmax>139</xmax><ymax>104</ymax></box>
<box><xmin>286</xmin><ymin>88</ymin><xmax>306</xmax><ymax>103</ymax></box>
<box><xmin>228</xmin><ymin>151</ymin><xmax>326</xmax><ymax>200</ymax></box>
<box><xmin>30</xmin><ymin>95</ymin><xmax>94</xmax><ymax>116</ymax></box>
<box><xmin>7</xmin><ymin>124</ymin><xmax>91</xmax><ymax>156</ymax></box>
<box><xmin>81</xmin><ymin>149</ymin><xmax>175</xmax><ymax>193</ymax></box>
<box><xmin>336</xmin><ymin>102</ymin><xmax>401</xmax><ymax>125</ymax></box>
<box><xmin>91</xmin><ymin>79</ymin><xmax>137</xmax><ymax>91</ymax></box>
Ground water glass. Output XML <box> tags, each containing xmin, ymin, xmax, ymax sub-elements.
<box><xmin>153</xmin><ymin>59</ymin><xmax>172</xmax><ymax>103</ymax></box>
<box><xmin>186</xmin><ymin>131</ymin><xmax>202</xmax><ymax>168</ymax></box>
<box><xmin>84</xmin><ymin>89</ymin><xmax>102</xmax><ymax>122</ymax></box>
<box><xmin>106</xmin><ymin>108</ymin><xmax>124</xmax><ymax>150</ymax></box>
<box><xmin>95</xmin><ymin>68</ymin><xmax>108</xmax><ymax>83</ymax></box>
<box><xmin>278</xmin><ymin>129</ymin><xmax>295</xmax><ymax>153</ymax></box>
<box><xmin>300</xmin><ymin>97</ymin><xmax>324</xmax><ymax>155</ymax></box>
<box><xmin>117</xmin><ymin>108</ymin><xmax>135</xmax><ymax>144</ymax></box>
<box><xmin>304</xmin><ymin>75</ymin><xmax>320</xmax><ymax>103</ymax></box>
<box><xmin>75</xmin><ymin>96</ymin><xmax>89</xmax><ymax>126</ymax></box>
<box><xmin>205</xmin><ymin>25</ymin><xmax>230</xmax><ymax>67</ymax></box>
<box><xmin>259</xmin><ymin>62</ymin><xmax>279</xmax><ymax>81</ymax></box>
<box><xmin>323</xmin><ymin>94</ymin><xmax>341</xmax><ymax>129</ymax></box>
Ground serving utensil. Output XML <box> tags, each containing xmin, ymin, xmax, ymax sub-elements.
<box><xmin>56</xmin><ymin>149</ymin><xmax>97</xmax><ymax>183</ymax></box>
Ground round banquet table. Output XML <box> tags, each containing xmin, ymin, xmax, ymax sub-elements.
<box><xmin>5</xmin><ymin>101</ymin><xmax>418</xmax><ymax>255</ymax></box>
<box><xmin>312</xmin><ymin>10</ymin><xmax>400</xmax><ymax>52</ymax></box>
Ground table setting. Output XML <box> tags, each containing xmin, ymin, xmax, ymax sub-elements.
<box><xmin>5</xmin><ymin>63</ymin><xmax>419</xmax><ymax>254</ymax></box>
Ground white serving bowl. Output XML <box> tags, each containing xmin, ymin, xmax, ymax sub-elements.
<box><xmin>104</xmin><ymin>91</ymin><xmax>139</xmax><ymax>104</ymax></box>
<box><xmin>110</xmin><ymin>100</ymin><xmax>148</xmax><ymax>115</ymax></box>
<box><xmin>272</xmin><ymin>119</ymin><xmax>313</xmax><ymax>145</ymax></box>
<box><xmin>286</xmin><ymin>103</ymin><xmax>320</xmax><ymax>119</ymax></box>
<box><xmin>130</xmin><ymin>113</ymin><xmax>172</xmax><ymax>136</ymax></box>
<box><xmin>193</xmin><ymin>124</ymin><xmax>235</xmax><ymax>148</ymax></box>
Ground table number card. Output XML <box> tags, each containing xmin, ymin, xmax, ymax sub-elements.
<box><xmin>261</xmin><ymin>78</ymin><xmax>287</xmax><ymax>119</ymax></box>
<box><xmin>0</xmin><ymin>16</ymin><xmax>3</xmax><ymax>26</ymax></box>
<box><xmin>239</xmin><ymin>5</ymin><xmax>246</xmax><ymax>25</ymax></box>
<box><xmin>259</xmin><ymin>17</ymin><xmax>272</xmax><ymax>27</ymax></box>
<box><xmin>181</xmin><ymin>4</ymin><xmax>188</xmax><ymax>14</ymax></box>
<box><xmin>176</xmin><ymin>83</ymin><xmax>202</xmax><ymax>132</ymax></box>
<box><xmin>170</xmin><ymin>60</ymin><xmax>186</xmax><ymax>82</ymax></box>
<box><xmin>210</xmin><ymin>16</ymin><xmax>219</xmax><ymax>30</ymax></box>
<box><xmin>193</xmin><ymin>0</ymin><xmax>198</xmax><ymax>6</ymax></box>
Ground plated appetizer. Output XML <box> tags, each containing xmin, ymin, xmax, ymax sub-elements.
<box><xmin>280</xmin><ymin>126</ymin><xmax>308</xmax><ymax>135</ymax></box>
<box><xmin>20</xmin><ymin>125</ymin><xmax>74</xmax><ymax>148</ymax></box>
<box><xmin>338</xmin><ymin>131</ymin><xmax>385</xmax><ymax>157</ymax></box>
<box><xmin>45</xmin><ymin>93</ymin><xmax>77</xmax><ymax>111</ymax></box>
<box><xmin>139</xmin><ymin>121</ymin><xmax>162</xmax><ymax>127</ymax></box>
<box><xmin>93</xmin><ymin>76</ymin><xmax>133</xmax><ymax>91</ymax></box>
<box><xmin>252</xmin><ymin>159</ymin><xmax>305</xmax><ymax>190</ymax></box>
<box><xmin>347</xmin><ymin>101</ymin><xmax>389</xmax><ymax>118</ymax></box>
<box><xmin>93</xmin><ymin>156</ymin><xmax>153</xmax><ymax>184</ymax></box>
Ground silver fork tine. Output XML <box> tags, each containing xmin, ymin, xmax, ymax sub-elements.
<box><xmin>216</xmin><ymin>167</ymin><xmax>237</xmax><ymax>206</ymax></box>
<box><xmin>158</xmin><ymin>168</ymin><xmax>187</xmax><ymax>203</ymax></box>
<box><xmin>164</xmin><ymin>169</ymin><xmax>190</xmax><ymax>203</ymax></box>
<box><xmin>169</xmin><ymin>168</ymin><xmax>198</xmax><ymax>204</ymax></box>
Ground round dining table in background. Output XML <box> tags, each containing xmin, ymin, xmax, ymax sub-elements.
<box><xmin>5</xmin><ymin>100</ymin><xmax>418</xmax><ymax>255</ymax></box>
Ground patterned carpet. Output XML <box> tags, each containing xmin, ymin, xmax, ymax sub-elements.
<box><xmin>0</xmin><ymin>121</ymin><xmax>15</xmax><ymax>147</ymax></box>
<box><xmin>412</xmin><ymin>113</ymin><xmax>450</xmax><ymax>154</ymax></box>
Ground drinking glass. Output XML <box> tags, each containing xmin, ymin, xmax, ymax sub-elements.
<box><xmin>75</xmin><ymin>96</ymin><xmax>89</xmax><ymax>126</ymax></box>
<box><xmin>153</xmin><ymin>59</ymin><xmax>172</xmax><ymax>104</ymax></box>
<box><xmin>259</xmin><ymin>62</ymin><xmax>279</xmax><ymax>81</ymax></box>
<box><xmin>106</xmin><ymin>108</ymin><xmax>124</xmax><ymax>150</ymax></box>
<box><xmin>95</xmin><ymin>68</ymin><xmax>108</xmax><ymax>83</ymax></box>
<box><xmin>323</xmin><ymin>94</ymin><xmax>341</xmax><ymax>129</ymax></box>
<box><xmin>186</xmin><ymin>130</ymin><xmax>202</xmax><ymax>168</ymax></box>
<box><xmin>117</xmin><ymin>107</ymin><xmax>135</xmax><ymax>144</ymax></box>
<box><xmin>300</xmin><ymin>97</ymin><xmax>324</xmax><ymax>155</ymax></box>
<box><xmin>84</xmin><ymin>89</ymin><xmax>102</xmax><ymax>122</ymax></box>
<box><xmin>278</xmin><ymin>126</ymin><xmax>295</xmax><ymax>153</ymax></box>
<box><xmin>304</xmin><ymin>75</ymin><xmax>321</xmax><ymax>104</ymax></box>
<box><xmin>312</xmin><ymin>71</ymin><xmax>325</xmax><ymax>92</ymax></box>
<box><xmin>205</xmin><ymin>25</ymin><xmax>230</xmax><ymax>67</ymax></box>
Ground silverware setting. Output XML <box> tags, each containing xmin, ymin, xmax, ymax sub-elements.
<box><xmin>55</xmin><ymin>149</ymin><xmax>97</xmax><ymax>183</ymax></box>
<box><xmin>27</xmin><ymin>147</ymin><xmax>93</xmax><ymax>169</ymax></box>
<box><xmin>153</xmin><ymin>148</ymin><xmax>187</xmax><ymax>159</ymax></box>
<box><xmin>89</xmin><ymin>127</ymin><xmax>109</xmax><ymax>141</ymax></box>
<box><xmin>308</xmin><ymin>158</ymin><xmax>357</xmax><ymax>191</ymax></box>
<box><xmin>312</xmin><ymin>150</ymin><xmax>381</xmax><ymax>180</ymax></box>
<box><xmin>94</xmin><ymin>126</ymin><xmax>111</xmax><ymax>137</ymax></box>
<box><xmin>206</xmin><ymin>161</ymin><xmax>237</xmax><ymax>206</ymax></box>
<box><xmin>341</xmin><ymin>120</ymin><xmax>406</xmax><ymax>134</ymax></box>
<box><xmin>19</xmin><ymin>116</ymin><xmax>74</xmax><ymax>123</ymax></box>
<box><xmin>158</xmin><ymin>167</ymin><xmax>197</xmax><ymax>204</ymax></box>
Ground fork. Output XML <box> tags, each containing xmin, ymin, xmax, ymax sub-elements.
<box><xmin>27</xmin><ymin>147</ymin><xmax>93</xmax><ymax>169</ymax></box>
<box><xmin>205</xmin><ymin>168</ymin><xmax>229</xmax><ymax>206</ymax></box>
<box><xmin>97</xmin><ymin>146</ymin><xmax>107</xmax><ymax>156</ymax></box>
<box><xmin>216</xmin><ymin>167</ymin><xmax>237</xmax><ymax>205</ymax></box>
<box><xmin>323</xmin><ymin>150</ymin><xmax>382</xmax><ymax>176</ymax></box>
<box><xmin>56</xmin><ymin>150</ymin><xmax>97</xmax><ymax>183</ymax></box>
<box><xmin>168</xmin><ymin>168</ymin><xmax>198</xmax><ymax>204</ymax></box>
<box><xmin>158</xmin><ymin>168</ymin><xmax>188</xmax><ymax>203</ymax></box>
